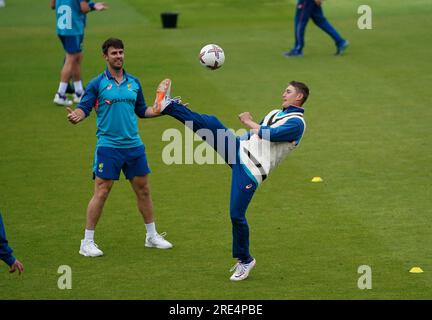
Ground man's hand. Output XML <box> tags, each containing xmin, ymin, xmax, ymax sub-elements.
<box><xmin>314</xmin><ymin>0</ymin><xmax>322</xmax><ymax>6</ymax></box>
<box><xmin>9</xmin><ymin>259</ymin><xmax>24</xmax><ymax>275</ymax></box>
<box><xmin>238</xmin><ymin>112</ymin><xmax>253</xmax><ymax>125</ymax></box>
<box><xmin>67</xmin><ymin>107</ymin><xmax>85</xmax><ymax>124</ymax></box>
<box><xmin>239</xmin><ymin>112</ymin><xmax>261</xmax><ymax>132</ymax></box>
<box><xmin>94</xmin><ymin>2</ymin><xmax>108</xmax><ymax>11</ymax></box>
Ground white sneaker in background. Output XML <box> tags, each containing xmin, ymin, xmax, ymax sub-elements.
<box><xmin>79</xmin><ymin>239</ymin><xmax>104</xmax><ymax>257</ymax></box>
<box><xmin>145</xmin><ymin>232</ymin><xmax>173</xmax><ymax>249</ymax></box>
<box><xmin>53</xmin><ymin>92</ymin><xmax>73</xmax><ymax>106</ymax></box>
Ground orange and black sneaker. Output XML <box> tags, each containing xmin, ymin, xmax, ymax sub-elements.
<box><xmin>153</xmin><ymin>78</ymin><xmax>172</xmax><ymax>113</ymax></box>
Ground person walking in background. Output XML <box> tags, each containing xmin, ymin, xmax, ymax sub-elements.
<box><xmin>285</xmin><ymin>0</ymin><xmax>348</xmax><ymax>57</ymax></box>
<box><xmin>66</xmin><ymin>38</ymin><xmax>173</xmax><ymax>257</ymax></box>
<box><xmin>0</xmin><ymin>212</ymin><xmax>24</xmax><ymax>275</ymax></box>
<box><xmin>50</xmin><ymin>0</ymin><xmax>108</xmax><ymax>106</ymax></box>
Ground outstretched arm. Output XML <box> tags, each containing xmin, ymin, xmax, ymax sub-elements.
<box><xmin>144</xmin><ymin>106</ymin><xmax>163</xmax><ymax>118</ymax></box>
<box><xmin>92</xmin><ymin>2</ymin><xmax>109</xmax><ymax>11</ymax></box>
<box><xmin>80</xmin><ymin>1</ymin><xmax>108</xmax><ymax>13</ymax></box>
<box><xmin>134</xmin><ymin>80</ymin><xmax>162</xmax><ymax>118</ymax></box>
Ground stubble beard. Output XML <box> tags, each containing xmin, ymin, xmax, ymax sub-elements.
<box><xmin>110</xmin><ymin>60</ymin><xmax>123</xmax><ymax>71</ymax></box>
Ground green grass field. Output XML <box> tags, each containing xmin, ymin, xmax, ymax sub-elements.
<box><xmin>1</xmin><ymin>0</ymin><xmax>432</xmax><ymax>299</ymax></box>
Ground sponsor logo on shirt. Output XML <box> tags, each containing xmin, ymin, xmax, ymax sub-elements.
<box><xmin>107</xmin><ymin>84</ymin><xmax>112</xmax><ymax>90</ymax></box>
<box><xmin>106</xmin><ymin>98</ymin><xmax>135</xmax><ymax>105</ymax></box>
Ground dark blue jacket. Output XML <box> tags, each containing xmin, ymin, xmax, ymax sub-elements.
<box><xmin>0</xmin><ymin>213</ymin><xmax>16</xmax><ymax>266</ymax></box>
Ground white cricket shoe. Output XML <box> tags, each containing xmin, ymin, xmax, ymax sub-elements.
<box><xmin>229</xmin><ymin>258</ymin><xmax>256</xmax><ymax>281</ymax></box>
<box><xmin>145</xmin><ymin>232</ymin><xmax>173</xmax><ymax>249</ymax></box>
<box><xmin>79</xmin><ymin>239</ymin><xmax>104</xmax><ymax>257</ymax></box>
<box><xmin>73</xmin><ymin>91</ymin><xmax>84</xmax><ymax>104</ymax></box>
<box><xmin>53</xmin><ymin>92</ymin><xmax>73</xmax><ymax>106</ymax></box>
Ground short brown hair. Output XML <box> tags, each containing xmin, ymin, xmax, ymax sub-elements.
<box><xmin>102</xmin><ymin>38</ymin><xmax>124</xmax><ymax>55</ymax></box>
<box><xmin>289</xmin><ymin>81</ymin><xmax>309</xmax><ymax>105</ymax></box>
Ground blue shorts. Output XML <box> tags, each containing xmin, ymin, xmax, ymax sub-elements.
<box><xmin>93</xmin><ymin>145</ymin><xmax>151</xmax><ymax>180</ymax></box>
<box><xmin>58</xmin><ymin>35</ymin><xmax>84</xmax><ymax>54</ymax></box>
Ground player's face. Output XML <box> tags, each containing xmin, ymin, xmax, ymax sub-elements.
<box><xmin>105</xmin><ymin>47</ymin><xmax>124</xmax><ymax>70</ymax></box>
<box><xmin>282</xmin><ymin>85</ymin><xmax>303</xmax><ymax>108</ymax></box>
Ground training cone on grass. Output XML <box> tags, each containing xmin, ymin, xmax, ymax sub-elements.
<box><xmin>409</xmin><ymin>267</ymin><xmax>424</xmax><ymax>273</ymax></box>
<box><xmin>311</xmin><ymin>177</ymin><xmax>323</xmax><ymax>183</ymax></box>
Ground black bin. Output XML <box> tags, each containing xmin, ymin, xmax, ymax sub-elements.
<box><xmin>161</xmin><ymin>12</ymin><xmax>179</xmax><ymax>29</ymax></box>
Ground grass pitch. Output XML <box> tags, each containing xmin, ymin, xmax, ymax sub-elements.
<box><xmin>1</xmin><ymin>0</ymin><xmax>432</xmax><ymax>299</ymax></box>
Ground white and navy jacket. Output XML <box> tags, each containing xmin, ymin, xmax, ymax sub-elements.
<box><xmin>239</xmin><ymin>105</ymin><xmax>306</xmax><ymax>185</ymax></box>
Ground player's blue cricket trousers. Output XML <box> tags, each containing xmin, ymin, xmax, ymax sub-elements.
<box><xmin>163</xmin><ymin>102</ymin><xmax>257</xmax><ymax>262</ymax></box>
<box><xmin>293</xmin><ymin>0</ymin><xmax>345</xmax><ymax>52</ymax></box>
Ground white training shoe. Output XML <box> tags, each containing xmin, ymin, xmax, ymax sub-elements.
<box><xmin>145</xmin><ymin>232</ymin><xmax>173</xmax><ymax>249</ymax></box>
<box><xmin>73</xmin><ymin>91</ymin><xmax>84</xmax><ymax>104</ymax></box>
<box><xmin>79</xmin><ymin>239</ymin><xmax>104</xmax><ymax>257</ymax></box>
<box><xmin>53</xmin><ymin>92</ymin><xmax>73</xmax><ymax>106</ymax></box>
<box><xmin>229</xmin><ymin>258</ymin><xmax>256</xmax><ymax>281</ymax></box>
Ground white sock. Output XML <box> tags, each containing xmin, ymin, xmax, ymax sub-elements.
<box><xmin>145</xmin><ymin>222</ymin><xmax>157</xmax><ymax>236</ymax></box>
<box><xmin>58</xmin><ymin>82</ymin><xmax>68</xmax><ymax>95</ymax></box>
<box><xmin>73</xmin><ymin>81</ymin><xmax>84</xmax><ymax>95</ymax></box>
<box><xmin>84</xmin><ymin>229</ymin><xmax>95</xmax><ymax>241</ymax></box>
